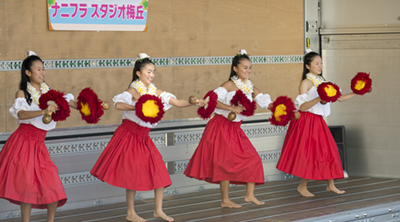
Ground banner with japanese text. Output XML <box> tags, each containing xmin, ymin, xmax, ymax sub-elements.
<box><xmin>47</xmin><ymin>0</ymin><xmax>148</xmax><ymax>31</ymax></box>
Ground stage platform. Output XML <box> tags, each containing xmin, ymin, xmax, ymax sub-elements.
<box><xmin>2</xmin><ymin>176</ymin><xmax>400</xmax><ymax>222</ymax></box>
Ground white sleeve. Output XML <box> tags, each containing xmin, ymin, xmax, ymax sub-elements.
<box><xmin>159</xmin><ymin>91</ymin><xmax>177</xmax><ymax>111</ymax></box>
<box><xmin>214</xmin><ymin>87</ymin><xmax>228</xmax><ymax>102</ymax></box>
<box><xmin>113</xmin><ymin>91</ymin><xmax>135</xmax><ymax>107</ymax></box>
<box><xmin>254</xmin><ymin>93</ymin><xmax>272</xmax><ymax>109</ymax></box>
<box><xmin>9</xmin><ymin>98</ymin><xmax>31</xmax><ymax>119</ymax></box>
<box><xmin>63</xmin><ymin>93</ymin><xmax>75</xmax><ymax>102</ymax></box>
<box><xmin>294</xmin><ymin>94</ymin><xmax>308</xmax><ymax>110</ymax></box>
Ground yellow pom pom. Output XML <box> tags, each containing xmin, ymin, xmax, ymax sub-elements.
<box><xmin>325</xmin><ymin>85</ymin><xmax>337</xmax><ymax>97</ymax></box>
<box><xmin>354</xmin><ymin>80</ymin><xmax>366</xmax><ymax>91</ymax></box>
<box><xmin>274</xmin><ymin>104</ymin><xmax>287</xmax><ymax>122</ymax></box>
<box><xmin>80</xmin><ymin>102</ymin><xmax>91</xmax><ymax>116</ymax></box>
<box><xmin>142</xmin><ymin>100</ymin><xmax>159</xmax><ymax>117</ymax></box>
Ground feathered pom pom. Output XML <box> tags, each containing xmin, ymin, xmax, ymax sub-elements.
<box><xmin>77</xmin><ymin>87</ymin><xmax>104</xmax><ymax>124</ymax></box>
<box><xmin>39</xmin><ymin>89</ymin><xmax>70</xmax><ymax>122</ymax></box>
<box><xmin>230</xmin><ymin>90</ymin><xmax>256</xmax><ymax>116</ymax></box>
<box><xmin>351</xmin><ymin>72</ymin><xmax>372</xmax><ymax>95</ymax></box>
<box><xmin>135</xmin><ymin>94</ymin><xmax>165</xmax><ymax>124</ymax></box>
<box><xmin>197</xmin><ymin>90</ymin><xmax>218</xmax><ymax>119</ymax></box>
<box><xmin>269</xmin><ymin>96</ymin><xmax>296</xmax><ymax>126</ymax></box>
<box><xmin>317</xmin><ymin>82</ymin><xmax>342</xmax><ymax>103</ymax></box>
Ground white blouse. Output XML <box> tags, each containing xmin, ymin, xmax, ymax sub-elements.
<box><xmin>9</xmin><ymin>93</ymin><xmax>75</xmax><ymax>131</ymax></box>
<box><xmin>295</xmin><ymin>86</ymin><xmax>331</xmax><ymax>117</ymax></box>
<box><xmin>113</xmin><ymin>91</ymin><xmax>176</xmax><ymax>128</ymax></box>
<box><xmin>213</xmin><ymin>87</ymin><xmax>272</xmax><ymax>122</ymax></box>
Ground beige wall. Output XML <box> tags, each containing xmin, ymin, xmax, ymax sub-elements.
<box><xmin>320</xmin><ymin>0</ymin><xmax>400</xmax><ymax>34</ymax></box>
<box><xmin>0</xmin><ymin>0</ymin><xmax>304</xmax><ymax>132</ymax></box>
<box><xmin>320</xmin><ymin>0</ymin><xmax>400</xmax><ymax>178</ymax></box>
<box><xmin>323</xmin><ymin>34</ymin><xmax>400</xmax><ymax>178</ymax></box>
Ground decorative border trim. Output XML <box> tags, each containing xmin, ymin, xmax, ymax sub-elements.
<box><xmin>60</xmin><ymin>171</ymin><xmax>100</xmax><ymax>187</ymax></box>
<box><xmin>0</xmin><ymin>124</ymin><xmax>286</xmax><ymax>155</ymax></box>
<box><xmin>174</xmin><ymin>150</ymin><xmax>282</xmax><ymax>174</ymax></box>
<box><xmin>60</xmin><ymin>149</ymin><xmax>283</xmax><ymax>187</ymax></box>
<box><xmin>45</xmin><ymin>133</ymin><xmax>165</xmax><ymax>157</ymax></box>
<box><xmin>0</xmin><ymin>55</ymin><xmax>303</xmax><ymax>71</ymax></box>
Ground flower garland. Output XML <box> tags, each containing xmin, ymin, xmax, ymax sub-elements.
<box><xmin>306</xmin><ymin>73</ymin><xmax>325</xmax><ymax>87</ymax></box>
<box><xmin>27</xmin><ymin>82</ymin><xmax>50</xmax><ymax>105</ymax></box>
<box><xmin>26</xmin><ymin>50</ymin><xmax>38</xmax><ymax>58</ymax></box>
<box><xmin>238</xmin><ymin>49</ymin><xmax>248</xmax><ymax>56</ymax></box>
<box><xmin>130</xmin><ymin>80</ymin><xmax>157</xmax><ymax>96</ymax></box>
<box><xmin>231</xmin><ymin>75</ymin><xmax>253</xmax><ymax>95</ymax></box>
<box><xmin>136</xmin><ymin>53</ymin><xmax>150</xmax><ymax>62</ymax></box>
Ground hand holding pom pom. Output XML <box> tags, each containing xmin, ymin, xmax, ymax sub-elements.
<box><xmin>39</xmin><ymin>90</ymin><xmax>70</xmax><ymax>124</ymax></box>
<box><xmin>77</xmin><ymin>87</ymin><xmax>108</xmax><ymax>124</ymax></box>
<box><xmin>351</xmin><ymin>72</ymin><xmax>372</xmax><ymax>95</ymax></box>
<box><xmin>135</xmin><ymin>94</ymin><xmax>165</xmax><ymax>124</ymax></box>
<box><xmin>317</xmin><ymin>82</ymin><xmax>342</xmax><ymax>103</ymax></box>
<box><xmin>269</xmin><ymin>96</ymin><xmax>298</xmax><ymax>126</ymax></box>
<box><xmin>192</xmin><ymin>91</ymin><xmax>218</xmax><ymax>120</ymax></box>
<box><xmin>228</xmin><ymin>90</ymin><xmax>256</xmax><ymax>121</ymax></box>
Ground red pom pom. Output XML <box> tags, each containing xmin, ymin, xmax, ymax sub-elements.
<box><xmin>269</xmin><ymin>96</ymin><xmax>296</xmax><ymax>126</ymax></box>
<box><xmin>39</xmin><ymin>89</ymin><xmax>70</xmax><ymax>122</ymax></box>
<box><xmin>135</xmin><ymin>94</ymin><xmax>165</xmax><ymax>124</ymax></box>
<box><xmin>317</xmin><ymin>82</ymin><xmax>342</xmax><ymax>103</ymax></box>
<box><xmin>197</xmin><ymin>90</ymin><xmax>218</xmax><ymax>119</ymax></box>
<box><xmin>351</xmin><ymin>72</ymin><xmax>372</xmax><ymax>95</ymax></box>
<box><xmin>230</xmin><ymin>90</ymin><xmax>256</xmax><ymax>116</ymax></box>
<box><xmin>77</xmin><ymin>87</ymin><xmax>104</xmax><ymax>124</ymax></box>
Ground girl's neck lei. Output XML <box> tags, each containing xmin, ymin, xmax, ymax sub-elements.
<box><xmin>306</xmin><ymin>73</ymin><xmax>325</xmax><ymax>87</ymax></box>
<box><xmin>27</xmin><ymin>82</ymin><xmax>50</xmax><ymax>105</ymax></box>
<box><xmin>130</xmin><ymin>80</ymin><xmax>157</xmax><ymax>96</ymax></box>
<box><xmin>231</xmin><ymin>75</ymin><xmax>253</xmax><ymax>95</ymax></box>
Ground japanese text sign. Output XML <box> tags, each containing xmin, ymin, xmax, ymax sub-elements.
<box><xmin>47</xmin><ymin>0</ymin><xmax>148</xmax><ymax>31</ymax></box>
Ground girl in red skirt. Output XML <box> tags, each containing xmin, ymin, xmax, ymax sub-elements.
<box><xmin>184</xmin><ymin>49</ymin><xmax>273</xmax><ymax>208</ymax></box>
<box><xmin>91</xmin><ymin>53</ymin><xmax>203</xmax><ymax>222</ymax></box>
<box><xmin>276</xmin><ymin>52</ymin><xmax>356</xmax><ymax>197</ymax></box>
<box><xmin>0</xmin><ymin>51</ymin><xmax>77</xmax><ymax>222</ymax></box>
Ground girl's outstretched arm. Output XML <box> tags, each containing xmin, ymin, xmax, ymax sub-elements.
<box><xmin>298</xmin><ymin>79</ymin><xmax>321</xmax><ymax>111</ymax></box>
<box><xmin>69</xmin><ymin>100</ymin><xmax>78</xmax><ymax>109</ymax></box>
<box><xmin>253</xmin><ymin>87</ymin><xmax>273</xmax><ymax>110</ymax></box>
<box><xmin>338</xmin><ymin>92</ymin><xmax>357</xmax><ymax>102</ymax></box>
<box><xmin>115</xmin><ymin>88</ymin><xmax>137</xmax><ymax>111</ymax></box>
<box><xmin>14</xmin><ymin>90</ymin><xmax>57</xmax><ymax>120</ymax></box>
<box><xmin>115</xmin><ymin>102</ymin><xmax>136</xmax><ymax>111</ymax></box>
<box><xmin>169</xmin><ymin>97</ymin><xmax>192</xmax><ymax>108</ymax></box>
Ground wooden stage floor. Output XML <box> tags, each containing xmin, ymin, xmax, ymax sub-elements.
<box><xmin>3</xmin><ymin>177</ymin><xmax>400</xmax><ymax>222</ymax></box>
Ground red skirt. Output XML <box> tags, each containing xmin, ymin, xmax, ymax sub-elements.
<box><xmin>0</xmin><ymin>124</ymin><xmax>67</xmax><ymax>209</ymax></box>
<box><xmin>184</xmin><ymin>115</ymin><xmax>264</xmax><ymax>185</ymax></box>
<box><xmin>276</xmin><ymin>112</ymin><xmax>344</xmax><ymax>180</ymax></box>
<box><xmin>91</xmin><ymin>119</ymin><xmax>171</xmax><ymax>191</ymax></box>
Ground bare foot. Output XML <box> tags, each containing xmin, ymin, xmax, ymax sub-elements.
<box><xmin>154</xmin><ymin>210</ymin><xmax>174</xmax><ymax>222</ymax></box>
<box><xmin>221</xmin><ymin>200</ymin><xmax>242</xmax><ymax>208</ymax></box>
<box><xmin>244</xmin><ymin>195</ymin><xmax>265</xmax><ymax>205</ymax></box>
<box><xmin>327</xmin><ymin>185</ymin><xmax>346</xmax><ymax>194</ymax></box>
<box><xmin>297</xmin><ymin>186</ymin><xmax>315</xmax><ymax>197</ymax></box>
<box><xmin>126</xmin><ymin>212</ymin><xmax>147</xmax><ymax>222</ymax></box>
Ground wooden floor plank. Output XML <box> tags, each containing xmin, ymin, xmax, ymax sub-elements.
<box><xmin>2</xmin><ymin>177</ymin><xmax>400</xmax><ymax>222</ymax></box>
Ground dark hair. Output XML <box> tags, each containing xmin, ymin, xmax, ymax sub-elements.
<box><xmin>229</xmin><ymin>54</ymin><xmax>251</xmax><ymax>80</ymax></box>
<box><xmin>130</xmin><ymin>58</ymin><xmax>154</xmax><ymax>86</ymax></box>
<box><xmin>302</xmin><ymin>52</ymin><xmax>324</xmax><ymax>80</ymax></box>
<box><xmin>20</xmin><ymin>55</ymin><xmax>43</xmax><ymax>105</ymax></box>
